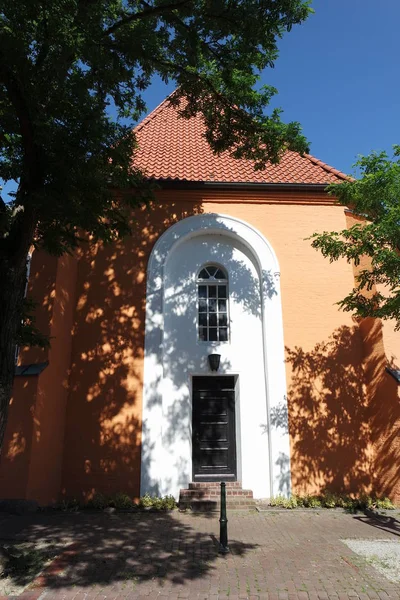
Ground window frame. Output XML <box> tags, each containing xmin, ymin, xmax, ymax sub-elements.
<box><xmin>196</xmin><ymin>263</ymin><xmax>230</xmax><ymax>344</ymax></box>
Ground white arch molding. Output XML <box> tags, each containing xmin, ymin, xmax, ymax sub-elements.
<box><xmin>140</xmin><ymin>213</ymin><xmax>291</xmax><ymax>499</ymax></box>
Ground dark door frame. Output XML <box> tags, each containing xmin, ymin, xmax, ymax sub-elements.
<box><xmin>191</xmin><ymin>375</ymin><xmax>238</xmax><ymax>482</ymax></box>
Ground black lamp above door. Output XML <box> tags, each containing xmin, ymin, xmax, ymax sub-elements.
<box><xmin>208</xmin><ymin>353</ymin><xmax>221</xmax><ymax>372</ymax></box>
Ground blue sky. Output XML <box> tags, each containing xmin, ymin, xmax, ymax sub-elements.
<box><xmin>2</xmin><ymin>0</ymin><xmax>399</xmax><ymax>199</ymax></box>
<box><xmin>263</xmin><ymin>0</ymin><xmax>400</xmax><ymax>175</ymax></box>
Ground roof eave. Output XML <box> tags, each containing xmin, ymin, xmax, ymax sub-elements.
<box><xmin>150</xmin><ymin>179</ymin><xmax>331</xmax><ymax>192</ymax></box>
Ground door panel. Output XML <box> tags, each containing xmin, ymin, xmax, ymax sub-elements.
<box><xmin>192</xmin><ymin>376</ymin><xmax>236</xmax><ymax>481</ymax></box>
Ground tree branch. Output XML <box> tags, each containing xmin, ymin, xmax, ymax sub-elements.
<box><xmin>34</xmin><ymin>2</ymin><xmax>49</xmax><ymax>70</ymax></box>
<box><xmin>0</xmin><ymin>53</ymin><xmax>42</xmax><ymax>264</ymax></box>
<box><xmin>166</xmin><ymin>11</ymin><xmax>222</xmax><ymax>62</ymax></box>
<box><xmin>103</xmin><ymin>0</ymin><xmax>192</xmax><ymax>36</ymax></box>
<box><xmin>0</xmin><ymin>62</ymin><xmax>38</xmax><ymax>186</ymax></box>
<box><xmin>151</xmin><ymin>56</ymin><xmax>225</xmax><ymax>102</ymax></box>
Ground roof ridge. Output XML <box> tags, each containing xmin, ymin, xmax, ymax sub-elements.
<box><xmin>305</xmin><ymin>153</ymin><xmax>351</xmax><ymax>182</ymax></box>
<box><xmin>134</xmin><ymin>89</ymin><xmax>178</xmax><ymax>133</ymax></box>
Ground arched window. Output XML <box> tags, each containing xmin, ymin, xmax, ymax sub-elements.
<box><xmin>197</xmin><ymin>265</ymin><xmax>229</xmax><ymax>342</ymax></box>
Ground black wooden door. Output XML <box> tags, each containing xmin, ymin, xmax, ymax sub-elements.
<box><xmin>192</xmin><ymin>376</ymin><xmax>236</xmax><ymax>481</ymax></box>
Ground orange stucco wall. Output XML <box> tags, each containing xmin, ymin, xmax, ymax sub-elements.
<box><xmin>345</xmin><ymin>212</ymin><xmax>400</xmax><ymax>503</ymax></box>
<box><xmin>0</xmin><ymin>377</ymin><xmax>38</xmax><ymax>498</ymax></box>
<box><xmin>0</xmin><ymin>253</ymin><xmax>77</xmax><ymax>504</ymax></box>
<box><xmin>26</xmin><ymin>254</ymin><xmax>78</xmax><ymax>504</ymax></box>
<box><xmin>1</xmin><ymin>189</ymin><xmax>399</xmax><ymax>504</ymax></box>
<box><xmin>373</xmin><ymin>314</ymin><xmax>400</xmax><ymax>501</ymax></box>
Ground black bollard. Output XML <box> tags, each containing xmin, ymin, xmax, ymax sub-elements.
<box><xmin>219</xmin><ymin>481</ymin><xmax>229</xmax><ymax>554</ymax></box>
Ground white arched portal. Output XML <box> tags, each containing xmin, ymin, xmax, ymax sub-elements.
<box><xmin>140</xmin><ymin>213</ymin><xmax>290</xmax><ymax>499</ymax></box>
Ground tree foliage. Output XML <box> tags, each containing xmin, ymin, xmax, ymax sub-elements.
<box><xmin>310</xmin><ymin>147</ymin><xmax>400</xmax><ymax>329</ymax></box>
<box><xmin>0</xmin><ymin>0</ymin><xmax>313</xmax><ymax>451</ymax></box>
<box><xmin>0</xmin><ymin>0</ymin><xmax>311</xmax><ymax>260</ymax></box>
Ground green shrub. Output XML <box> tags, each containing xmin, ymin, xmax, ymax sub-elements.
<box><xmin>113</xmin><ymin>493</ymin><xmax>134</xmax><ymax>510</ymax></box>
<box><xmin>321</xmin><ymin>491</ymin><xmax>339</xmax><ymax>508</ymax></box>
<box><xmin>289</xmin><ymin>495</ymin><xmax>301</xmax><ymax>508</ymax></box>
<box><xmin>138</xmin><ymin>493</ymin><xmax>177</xmax><ymax>510</ymax></box>
<box><xmin>269</xmin><ymin>491</ymin><xmax>396</xmax><ymax>510</ymax></box>
<box><xmin>57</xmin><ymin>498</ymin><xmax>80</xmax><ymax>512</ymax></box>
<box><xmin>269</xmin><ymin>495</ymin><xmax>286</xmax><ymax>508</ymax></box>
<box><xmin>302</xmin><ymin>494</ymin><xmax>322</xmax><ymax>508</ymax></box>
<box><xmin>269</xmin><ymin>494</ymin><xmax>299</xmax><ymax>509</ymax></box>
<box><xmin>139</xmin><ymin>493</ymin><xmax>154</xmax><ymax>508</ymax></box>
<box><xmin>375</xmin><ymin>497</ymin><xmax>395</xmax><ymax>510</ymax></box>
<box><xmin>151</xmin><ymin>497</ymin><xmax>163</xmax><ymax>510</ymax></box>
<box><xmin>56</xmin><ymin>491</ymin><xmax>180</xmax><ymax>512</ymax></box>
<box><xmin>335</xmin><ymin>495</ymin><xmax>352</xmax><ymax>509</ymax></box>
<box><xmin>162</xmin><ymin>494</ymin><xmax>177</xmax><ymax>509</ymax></box>
<box><xmin>356</xmin><ymin>493</ymin><xmax>373</xmax><ymax>510</ymax></box>
<box><xmin>89</xmin><ymin>492</ymin><xmax>109</xmax><ymax>510</ymax></box>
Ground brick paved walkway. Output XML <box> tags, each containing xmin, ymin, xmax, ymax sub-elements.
<box><xmin>0</xmin><ymin>509</ymin><xmax>399</xmax><ymax>599</ymax></box>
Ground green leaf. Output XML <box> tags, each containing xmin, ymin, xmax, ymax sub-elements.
<box><xmin>311</xmin><ymin>146</ymin><xmax>400</xmax><ymax>328</ymax></box>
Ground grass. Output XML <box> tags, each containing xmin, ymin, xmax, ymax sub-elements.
<box><xmin>0</xmin><ymin>542</ymin><xmax>59</xmax><ymax>586</ymax></box>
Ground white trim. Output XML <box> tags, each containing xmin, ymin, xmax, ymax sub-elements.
<box><xmin>141</xmin><ymin>213</ymin><xmax>291</xmax><ymax>499</ymax></box>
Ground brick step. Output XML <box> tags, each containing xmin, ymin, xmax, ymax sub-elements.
<box><xmin>188</xmin><ymin>481</ymin><xmax>242</xmax><ymax>489</ymax></box>
<box><xmin>180</xmin><ymin>488</ymin><xmax>253</xmax><ymax>499</ymax></box>
<box><xmin>179</xmin><ymin>482</ymin><xmax>255</xmax><ymax>511</ymax></box>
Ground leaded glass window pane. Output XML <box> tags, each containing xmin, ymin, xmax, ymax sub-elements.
<box><xmin>199</xmin><ymin>298</ymin><xmax>207</xmax><ymax>312</ymax></box>
<box><xmin>209</xmin><ymin>313</ymin><xmax>217</xmax><ymax>327</ymax></box>
<box><xmin>219</xmin><ymin>328</ymin><xmax>228</xmax><ymax>342</ymax></box>
<box><xmin>218</xmin><ymin>299</ymin><xmax>227</xmax><ymax>312</ymax></box>
<box><xmin>197</xmin><ymin>264</ymin><xmax>229</xmax><ymax>342</ymax></box>
<box><xmin>198</xmin><ymin>268</ymin><xmax>209</xmax><ymax>279</ymax></box>
<box><xmin>218</xmin><ymin>286</ymin><xmax>226</xmax><ymax>298</ymax></box>
<box><xmin>199</xmin><ymin>313</ymin><xmax>207</xmax><ymax>326</ymax></box>
<box><xmin>218</xmin><ymin>313</ymin><xmax>227</xmax><ymax>327</ymax></box>
<box><xmin>199</xmin><ymin>326</ymin><xmax>208</xmax><ymax>341</ymax></box>
<box><xmin>209</xmin><ymin>328</ymin><xmax>218</xmax><ymax>341</ymax></box>
<box><xmin>209</xmin><ymin>298</ymin><xmax>217</xmax><ymax>312</ymax></box>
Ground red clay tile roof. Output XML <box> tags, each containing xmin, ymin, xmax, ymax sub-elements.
<box><xmin>133</xmin><ymin>96</ymin><xmax>349</xmax><ymax>185</ymax></box>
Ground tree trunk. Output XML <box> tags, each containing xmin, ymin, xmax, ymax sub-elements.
<box><xmin>0</xmin><ymin>254</ymin><xmax>28</xmax><ymax>454</ymax></box>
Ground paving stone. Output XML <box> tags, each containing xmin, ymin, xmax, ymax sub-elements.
<box><xmin>1</xmin><ymin>510</ymin><xmax>399</xmax><ymax>599</ymax></box>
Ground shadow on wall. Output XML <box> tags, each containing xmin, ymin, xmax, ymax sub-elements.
<box><xmin>61</xmin><ymin>200</ymin><xmax>275</xmax><ymax>502</ymax></box>
<box><xmin>61</xmin><ymin>199</ymin><xmax>205</xmax><ymax>502</ymax></box>
<box><xmin>1</xmin><ymin>198</ymin><xmax>279</xmax><ymax>503</ymax></box>
<box><xmin>285</xmin><ymin>322</ymin><xmax>400</xmax><ymax>501</ymax></box>
<box><xmin>0</xmin><ymin>252</ymin><xmax>71</xmax><ymax>501</ymax></box>
<box><xmin>4</xmin><ymin>199</ymin><xmax>399</xmax><ymax>504</ymax></box>
<box><xmin>359</xmin><ymin>317</ymin><xmax>400</xmax><ymax>502</ymax></box>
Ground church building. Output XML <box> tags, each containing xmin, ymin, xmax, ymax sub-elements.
<box><xmin>1</xmin><ymin>96</ymin><xmax>399</xmax><ymax>507</ymax></box>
